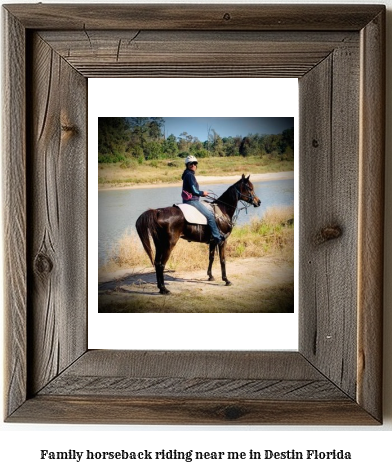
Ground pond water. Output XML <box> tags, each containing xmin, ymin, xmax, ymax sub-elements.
<box><xmin>98</xmin><ymin>178</ymin><xmax>294</xmax><ymax>266</ymax></box>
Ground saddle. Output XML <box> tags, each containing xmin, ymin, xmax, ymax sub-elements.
<box><xmin>174</xmin><ymin>201</ymin><xmax>224</xmax><ymax>225</ymax></box>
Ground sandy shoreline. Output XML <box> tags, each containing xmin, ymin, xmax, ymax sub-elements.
<box><xmin>98</xmin><ymin>171</ymin><xmax>294</xmax><ymax>191</ymax></box>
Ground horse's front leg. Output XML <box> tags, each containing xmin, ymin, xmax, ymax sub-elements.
<box><xmin>207</xmin><ymin>242</ymin><xmax>216</xmax><ymax>281</ymax></box>
<box><xmin>219</xmin><ymin>243</ymin><xmax>232</xmax><ymax>286</ymax></box>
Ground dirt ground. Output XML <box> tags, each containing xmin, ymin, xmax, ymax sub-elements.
<box><xmin>98</xmin><ymin>257</ymin><xmax>294</xmax><ymax>313</ymax></box>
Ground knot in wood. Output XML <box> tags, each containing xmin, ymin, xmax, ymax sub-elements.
<box><xmin>312</xmin><ymin>139</ymin><xmax>319</xmax><ymax>148</ymax></box>
<box><xmin>61</xmin><ymin>124</ymin><xmax>77</xmax><ymax>134</ymax></box>
<box><xmin>223</xmin><ymin>405</ymin><xmax>244</xmax><ymax>420</ymax></box>
<box><xmin>315</xmin><ymin>225</ymin><xmax>342</xmax><ymax>245</ymax></box>
<box><xmin>223</xmin><ymin>13</ymin><xmax>231</xmax><ymax>21</ymax></box>
<box><xmin>34</xmin><ymin>252</ymin><xmax>53</xmax><ymax>274</ymax></box>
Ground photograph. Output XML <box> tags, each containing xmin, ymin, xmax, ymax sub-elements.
<box><xmin>98</xmin><ymin>117</ymin><xmax>295</xmax><ymax>313</ymax></box>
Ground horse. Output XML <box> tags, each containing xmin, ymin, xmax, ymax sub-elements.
<box><xmin>135</xmin><ymin>174</ymin><xmax>261</xmax><ymax>294</ymax></box>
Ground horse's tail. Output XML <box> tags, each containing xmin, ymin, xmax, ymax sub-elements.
<box><xmin>135</xmin><ymin>209</ymin><xmax>159</xmax><ymax>266</ymax></box>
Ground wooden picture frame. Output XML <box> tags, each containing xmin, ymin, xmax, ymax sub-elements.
<box><xmin>3</xmin><ymin>4</ymin><xmax>385</xmax><ymax>424</ymax></box>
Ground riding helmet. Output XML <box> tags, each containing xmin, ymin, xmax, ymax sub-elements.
<box><xmin>184</xmin><ymin>155</ymin><xmax>198</xmax><ymax>165</ymax></box>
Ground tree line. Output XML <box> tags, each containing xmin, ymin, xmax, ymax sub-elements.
<box><xmin>98</xmin><ymin>117</ymin><xmax>294</xmax><ymax>163</ymax></box>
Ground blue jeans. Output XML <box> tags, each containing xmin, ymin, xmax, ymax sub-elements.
<box><xmin>185</xmin><ymin>200</ymin><xmax>221</xmax><ymax>240</ymax></box>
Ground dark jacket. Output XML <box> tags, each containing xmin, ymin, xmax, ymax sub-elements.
<box><xmin>181</xmin><ymin>169</ymin><xmax>204</xmax><ymax>201</ymax></box>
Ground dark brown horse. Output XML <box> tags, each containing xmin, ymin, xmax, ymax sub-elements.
<box><xmin>136</xmin><ymin>174</ymin><xmax>261</xmax><ymax>294</ymax></box>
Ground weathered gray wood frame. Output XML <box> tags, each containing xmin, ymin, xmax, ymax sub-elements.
<box><xmin>3</xmin><ymin>4</ymin><xmax>385</xmax><ymax>424</ymax></box>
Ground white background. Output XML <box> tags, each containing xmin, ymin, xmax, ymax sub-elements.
<box><xmin>1</xmin><ymin>0</ymin><xmax>391</xmax><ymax>473</ymax></box>
<box><xmin>89</xmin><ymin>77</ymin><xmax>299</xmax><ymax>351</ymax></box>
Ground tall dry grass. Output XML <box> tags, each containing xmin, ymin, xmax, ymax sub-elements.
<box><xmin>101</xmin><ymin>206</ymin><xmax>294</xmax><ymax>273</ymax></box>
<box><xmin>99</xmin><ymin>155</ymin><xmax>294</xmax><ymax>187</ymax></box>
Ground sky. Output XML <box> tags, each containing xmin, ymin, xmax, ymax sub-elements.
<box><xmin>161</xmin><ymin>117</ymin><xmax>294</xmax><ymax>141</ymax></box>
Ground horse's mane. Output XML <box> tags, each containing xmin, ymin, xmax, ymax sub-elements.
<box><xmin>214</xmin><ymin>179</ymin><xmax>242</xmax><ymax>216</ymax></box>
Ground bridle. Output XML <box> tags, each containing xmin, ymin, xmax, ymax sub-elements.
<box><xmin>205</xmin><ymin>180</ymin><xmax>259</xmax><ymax>227</ymax></box>
<box><xmin>235</xmin><ymin>182</ymin><xmax>257</xmax><ymax>206</ymax></box>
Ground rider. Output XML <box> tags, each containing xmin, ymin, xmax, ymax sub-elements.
<box><xmin>181</xmin><ymin>155</ymin><xmax>225</xmax><ymax>245</ymax></box>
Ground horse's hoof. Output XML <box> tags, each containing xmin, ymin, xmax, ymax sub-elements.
<box><xmin>225</xmin><ymin>281</ymin><xmax>232</xmax><ymax>286</ymax></box>
<box><xmin>208</xmin><ymin>276</ymin><xmax>215</xmax><ymax>281</ymax></box>
<box><xmin>159</xmin><ymin>288</ymin><xmax>171</xmax><ymax>295</ymax></box>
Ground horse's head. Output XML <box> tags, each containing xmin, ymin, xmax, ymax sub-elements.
<box><xmin>236</xmin><ymin>174</ymin><xmax>261</xmax><ymax>207</ymax></box>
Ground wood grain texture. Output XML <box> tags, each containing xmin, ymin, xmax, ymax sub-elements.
<box><xmin>39</xmin><ymin>377</ymin><xmax>347</xmax><ymax>400</ymax></box>
<box><xmin>4</xmin><ymin>4</ymin><xmax>384</xmax><ymax>31</ymax></box>
<box><xmin>59</xmin><ymin>350</ymin><xmax>325</xmax><ymax>378</ymax></box>
<box><xmin>299</xmin><ymin>40</ymin><xmax>360</xmax><ymax>399</ymax></box>
<box><xmin>27</xmin><ymin>33</ymin><xmax>87</xmax><ymax>395</ymax></box>
<box><xmin>357</xmin><ymin>9</ymin><xmax>385</xmax><ymax>422</ymax></box>
<box><xmin>2</xmin><ymin>4</ymin><xmax>385</xmax><ymax>425</ymax></box>
<box><xmin>39</xmin><ymin>30</ymin><xmax>358</xmax><ymax>78</ymax></box>
<box><xmin>2</xmin><ymin>9</ymin><xmax>27</xmax><ymax>419</ymax></box>
<box><xmin>9</xmin><ymin>396</ymin><xmax>378</xmax><ymax>425</ymax></box>
<box><xmin>37</xmin><ymin>351</ymin><xmax>347</xmax><ymax>400</ymax></box>
<box><xmin>9</xmin><ymin>351</ymin><xmax>378</xmax><ymax>424</ymax></box>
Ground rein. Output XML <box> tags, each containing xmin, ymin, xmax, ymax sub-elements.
<box><xmin>205</xmin><ymin>183</ymin><xmax>255</xmax><ymax>227</ymax></box>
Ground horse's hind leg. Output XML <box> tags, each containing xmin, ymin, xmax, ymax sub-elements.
<box><xmin>207</xmin><ymin>242</ymin><xmax>216</xmax><ymax>281</ymax></box>
<box><xmin>154</xmin><ymin>252</ymin><xmax>171</xmax><ymax>295</ymax></box>
<box><xmin>219</xmin><ymin>243</ymin><xmax>232</xmax><ymax>286</ymax></box>
<box><xmin>155</xmin><ymin>261</ymin><xmax>168</xmax><ymax>294</ymax></box>
<box><xmin>154</xmin><ymin>234</ymin><xmax>179</xmax><ymax>295</ymax></box>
